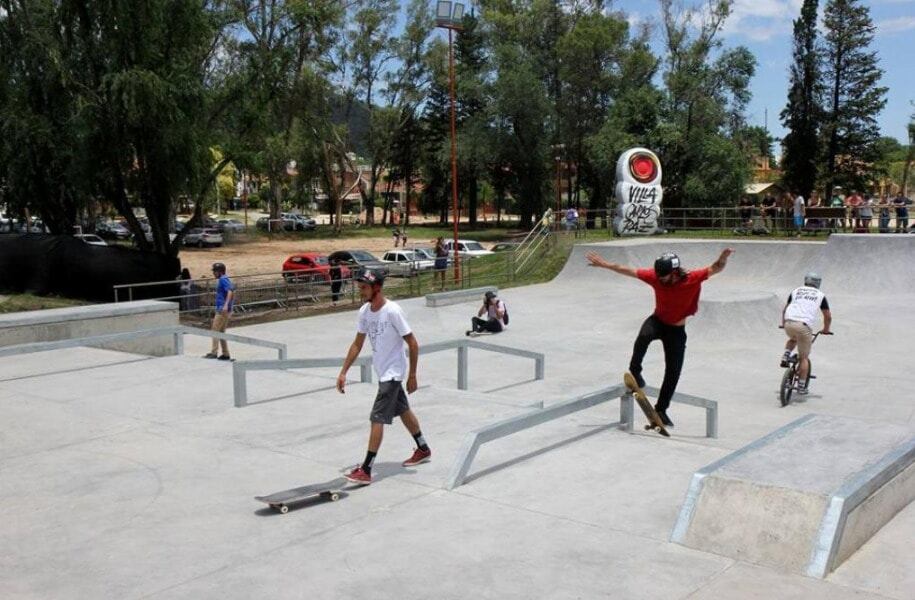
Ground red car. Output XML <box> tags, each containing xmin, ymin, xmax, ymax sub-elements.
<box><xmin>281</xmin><ymin>253</ymin><xmax>350</xmax><ymax>283</ymax></box>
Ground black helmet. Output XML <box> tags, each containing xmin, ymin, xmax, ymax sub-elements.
<box><xmin>484</xmin><ymin>291</ymin><xmax>497</xmax><ymax>301</ymax></box>
<box><xmin>654</xmin><ymin>253</ymin><xmax>680</xmax><ymax>277</ymax></box>
<box><xmin>356</xmin><ymin>268</ymin><xmax>385</xmax><ymax>286</ymax></box>
<box><xmin>211</xmin><ymin>262</ymin><xmax>226</xmax><ymax>274</ymax></box>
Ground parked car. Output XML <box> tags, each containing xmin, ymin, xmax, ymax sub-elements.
<box><xmin>282</xmin><ymin>253</ymin><xmax>349</xmax><ymax>282</ymax></box>
<box><xmin>327</xmin><ymin>249</ymin><xmax>390</xmax><ymax>277</ymax></box>
<box><xmin>183</xmin><ymin>228</ymin><xmax>223</xmax><ymax>247</ymax></box>
<box><xmin>442</xmin><ymin>239</ymin><xmax>494</xmax><ymax>258</ymax></box>
<box><xmin>256</xmin><ymin>215</ymin><xmax>297</xmax><ymax>231</ymax></box>
<box><xmin>0</xmin><ymin>216</ymin><xmax>17</xmax><ymax>233</ymax></box>
<box><xmin>381</xmin><ymin>250</ymin><xmax>435</xmax><ymax>276</ymax></box>
<box><xmin>281</xmin><ymin>213</ymin><xmax>317</xmax><ymax>231</ymax></box>
<box><xmin>217</xmin><ymin>219</ymin><xmax>246</xmax><ymax>233</ymax></box>
<box><xmin>490</xmin><ymin>242</ymin><xmax>519</xmax><ymax>252</ymax></box>
<box><xmin>74</xmin><ymin>234</ymin><xmax>108</xmax><ymax>246</ymax></box>
<box><xmin>141</xmin><ymin>231</ymin><xmax>179</xmax><ymax>244</ymax></box>
<box><xmin>97</xmin><ymin>221</ymin><xmax>132</xmax><ymax>240</ymax></box>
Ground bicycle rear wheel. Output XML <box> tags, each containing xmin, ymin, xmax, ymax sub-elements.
<box><xmin>780</xmin><ymin>367</ymin><xmax>795</xmax><ymax>407</ymax></box>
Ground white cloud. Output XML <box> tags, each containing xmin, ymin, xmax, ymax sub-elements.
<box><xmin>718</xmin><ymin>0</ymin><xmax>799</xmax><ymax>42</ymax></box>
<box><xmin>878</xmin><ymin>16</ymin><xmax>915</xmax><ymax>33</ymax></box>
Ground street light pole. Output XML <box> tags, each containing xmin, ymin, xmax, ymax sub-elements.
<box><xmin>437</xmin><ymin>1</ymin><xmax>464</xmax><ymax>285</ymax></box>
<box><xmin>448</xmin><ymin>27</ymin><xmax>460</xmax><ymax>283</ymax></box>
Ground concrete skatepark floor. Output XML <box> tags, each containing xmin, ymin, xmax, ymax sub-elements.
<box><xmin>1</xmin><ymin>235</ymin><xmax>913</xmax><ymax>599</ymax></box>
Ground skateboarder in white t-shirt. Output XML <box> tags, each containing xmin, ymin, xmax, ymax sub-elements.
<box><xmin>337</xmin><ymin>269</ymin><xmax>431</xmax><ymax>485</ymax></box>
<box><xmin>781</xmin><ymin>273</ymin><xmax>833</xmax><ymax>394</ymax></box>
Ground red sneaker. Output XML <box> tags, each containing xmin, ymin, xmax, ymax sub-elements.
<box><xmin>402</xmin><ymin>447</ymin><xmax>432</xmax><ymax>467</ymax></box>
<box><xmin>345</xmin><ymin>466</ymin><xmax>372</xmax><ymax>485</ymax></box>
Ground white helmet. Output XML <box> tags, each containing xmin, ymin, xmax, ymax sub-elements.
<box><xmin>804</xmin><ymin>272</ymin><xmax>822</xmax><ymax>289</ymax></box>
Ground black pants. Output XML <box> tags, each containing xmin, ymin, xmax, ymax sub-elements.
<box><xmin>472</xmin><ymin>317</ymin><xmax>503</xmax><ymax>334</ymax></box>
<box><xmin>331</xmin><ymin>281</ymin><xmax>342</xmax><ymax>302</ymax></box>
<box><xmin>628</xmin><ymin>315</ymin><xmax>687</xmax><ymax>411</ymax></box>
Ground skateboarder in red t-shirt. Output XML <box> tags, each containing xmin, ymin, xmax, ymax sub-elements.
<box><xmin>586</xmin><ymin>248</ymin><xmax>733</xmax><ymax>427</ymax></box>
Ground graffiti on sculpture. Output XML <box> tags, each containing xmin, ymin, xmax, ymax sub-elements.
<box><xmin>613</xmin><ymin>148</ymin><xmax>663</xmax><ymax>235</ymax></box>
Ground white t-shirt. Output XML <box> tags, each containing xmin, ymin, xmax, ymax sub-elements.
<box><xmin>357</xmin><ymin>300</ymin><xmax>412</xmax><ymax>381</ymax></box>
<box><xmin>793</xmin><ymin>196</ymin><xmax>805</xmax><ymax>217</ymax></box>
<box><xmin>785</xmin><ymin>286</ymin><xmax>829</xmax><ymax>327</ymax></box>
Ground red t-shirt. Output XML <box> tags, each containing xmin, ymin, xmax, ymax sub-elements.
<box><xmin>636</xmin><ymin>267</ymin><xmax>710</xmax><ymax>325</ymax></box>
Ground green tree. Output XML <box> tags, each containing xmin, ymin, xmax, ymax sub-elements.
<box><xmin>820</xmin><ymin>0</ymin><xmax>888</xmax><ymax>197</ymax></box>
<box><xmin>780</xmin><ymin>0</ymin><xmax>821</xmax><ymax>200</ymax></box>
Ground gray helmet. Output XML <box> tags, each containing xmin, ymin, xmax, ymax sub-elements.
<box><xmin>654</xmin><ymin>253</ymin><xmax>680</xmax><ymax>277</ymax></box>
<box><xmin>211</xmin><ymin>262</ymin><xmax>226</xmax><ymax>274</ymax></box>
<box><xmin>804</xmin><ymin>272</ymin><xmax>822</xmax><ymax>288</ymax></box>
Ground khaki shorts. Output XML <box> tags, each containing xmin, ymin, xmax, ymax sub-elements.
<box><xmin>785</xmin><ymin>320</ymin><xmax>814</xmax><ymax>358</ymax></box>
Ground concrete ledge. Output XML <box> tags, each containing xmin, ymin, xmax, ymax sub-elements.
<box><xmin>426</xmin><ymin>286</ymin><xmax>498</xmax><ymax>307</ymax></box>
<box><xmin>0</xmin><ymin>300</ymin><xmax>178</xmax><ymax>356</ymax></box>
<box><xmin>670</xmin><ymin>414</ymin><xmax>915</xmax><ymax>577</ymax></box>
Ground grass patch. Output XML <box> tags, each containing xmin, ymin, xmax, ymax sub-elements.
<box><xmin>0</xmin><ymin>293</ymin><xmax>89</xmax><ymax>314</ymax></box>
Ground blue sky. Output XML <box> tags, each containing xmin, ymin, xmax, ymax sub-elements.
<box><xmin>420</xmin><ymin>1</ymin><xmax>913</xmax><ymax>144</ymax></box>
<box><xmin>615</xmin><ymin>0</ymin><xmax>914</xmax><ymax>144</ymax></box>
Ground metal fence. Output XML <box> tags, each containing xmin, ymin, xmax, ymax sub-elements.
<box><xmin>551</xmin><ymin>205</ymin><xmax>913</xmax><ymax>235</ymax></box>
<box><xmin>113</xmin><ymin>250</ymin><xmax>530</xmax><ymax>322</ymax></box>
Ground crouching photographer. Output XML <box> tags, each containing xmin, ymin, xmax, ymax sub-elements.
<box><xmin>466</xmin><ymin>291</ymin><xmax>509</xmax><ymax>336</ymax></box>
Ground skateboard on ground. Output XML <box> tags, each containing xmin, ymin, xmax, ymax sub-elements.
<box><xmin>623</xmin><ymin>372</ymin><xmax>670</xmax><ymax>438</ymax></box>
<box><xmin>255</xmin><ymin>479</ymin><xmax>344</xmax><ymax>514</ymax></box>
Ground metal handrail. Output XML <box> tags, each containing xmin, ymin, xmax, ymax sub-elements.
<box><xmin>231</xmin><ymin>338</ymin><xmax>545</xmax><ymax>408</ymax></box>
<box><xmin>0</xmin><ymin>325</ymin><xmax>287</xmax><ymax>359</ymax></box>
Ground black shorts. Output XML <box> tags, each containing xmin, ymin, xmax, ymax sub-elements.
<box><xmin>370</xmin><ymin>380</ymin><xmax>410</xmax><ymax>424</ymax></box>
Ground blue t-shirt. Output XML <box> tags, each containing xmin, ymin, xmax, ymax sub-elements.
<box><xmin>215</xmin><ymin>275</ymin><xmax>235</xmax><ymax>311</ymax></box>
<box><xmin>894</xmin><ymin>197</ymin><xmax>910</xmax><ymax>218</ymax></box>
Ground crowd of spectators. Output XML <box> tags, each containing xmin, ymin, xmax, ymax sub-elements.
<box><xmin>736</xmin><ymin>188</ymin><xmax>912</xmax><ymax>235</ymax></box>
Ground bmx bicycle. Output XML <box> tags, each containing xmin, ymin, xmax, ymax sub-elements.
<box><xmin>779</xmin><ymin>328</ymin><xmax>833</xmax><ymax>407</ymax></box>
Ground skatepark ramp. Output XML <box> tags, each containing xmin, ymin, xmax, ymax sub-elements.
<box><xmin>670</xmin><ymin>414</ymin><xmax>915</xmax><ymax>577</ymax></box>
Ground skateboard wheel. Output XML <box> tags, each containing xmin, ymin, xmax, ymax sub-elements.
<box><xmin>279</xmin><ymin>504</ymin><xmax>289</xmax><ymax>514</ymax></box>
<box><xmin>330</xmin><ymin>493</ymin><xmax>340</xmax><ymax>502</ymax></box>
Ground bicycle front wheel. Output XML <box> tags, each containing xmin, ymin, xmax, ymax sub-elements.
<box><xmin>780</xmin><ymin>367</ymin><xmax>795</xmax><ymax>407</ymax></box>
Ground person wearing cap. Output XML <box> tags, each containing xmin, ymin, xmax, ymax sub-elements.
<box><xmin>204</xmin><ymin>262</ymin><xmax>235</xmax><ymax>360</ymax></box>
<box><xmin>781</xmin><ymin>273</ymin><xmax>832</xmax><ymax>395</ymax></box>
<box><xmin>585</xmin><ymin>248</ymin><xmax>733</xmax><ymax>427</ymax></box>
<box><xmin>466</xmin><ymin>290</ymin><xmax>507</xmax><ymax>335</ymax></box>
<box><xmin>337</xmin><ymin>269</ymin><xmax>431</xmax><ymax>485</ymax></box>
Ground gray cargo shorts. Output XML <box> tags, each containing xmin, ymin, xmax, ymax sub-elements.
<box><xmin>370</xmin><ymin>380</ymin><xmax>410</xmax><ymax>424</ymax></box>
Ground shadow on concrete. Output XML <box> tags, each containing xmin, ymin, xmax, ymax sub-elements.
<box><xmin>463</xmin><ymin>422</ymin><xmax>621</xmax><ymax>486</ymax></box>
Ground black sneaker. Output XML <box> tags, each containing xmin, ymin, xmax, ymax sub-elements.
<box><xmin>656</xmin><ymin>409</ymin><xmax>674</xmax><ymax>428</ymax></box>
<box><xmin>217</xmin><ymin>355</ymin><xmax>232</xmax><ymax>361</ymax></box>
<box><xmin>632</xmin><ymin>372</ymin><xmax>646</xmax><ymax>389</ymax></box>
<box><xmin>203</xmin><ymin>352</ymin><xmax>218</xmax><ymax>359</ymax></box>
<box><xmin>465</xmin><ymin>330</ymin><xmax>472</xmax><ymax>336</ymax></box>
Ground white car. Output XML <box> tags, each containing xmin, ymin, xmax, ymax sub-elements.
<box><xmin>183</xmin><ymin>228</ymin><xmax>224</xmax><ymax>247</ymax></box>
<box><xmin>74</xmin><ymin>234</ymin><xmax>108</xmax><ymax>246</ymax></box>
<box><xmin>382</xmin><ymin>250</ymin><xmax>436</xmax><ymax>275</ymax></box>
<box><xmin>442</xmin><ymin>239</ymin><xmax>494</xmax><ymax>258</ymax></box>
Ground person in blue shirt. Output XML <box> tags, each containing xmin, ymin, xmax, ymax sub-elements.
<box><xmin>204</xmin><ymin>262</ymin><xmax>235</xmax><ymax>360</ymax></box>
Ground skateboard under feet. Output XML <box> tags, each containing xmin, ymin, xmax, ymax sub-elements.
<box><xmin>623</xmin><ymin>372</ymin><xmax>670</xmax><ymax>438</ymax></box>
